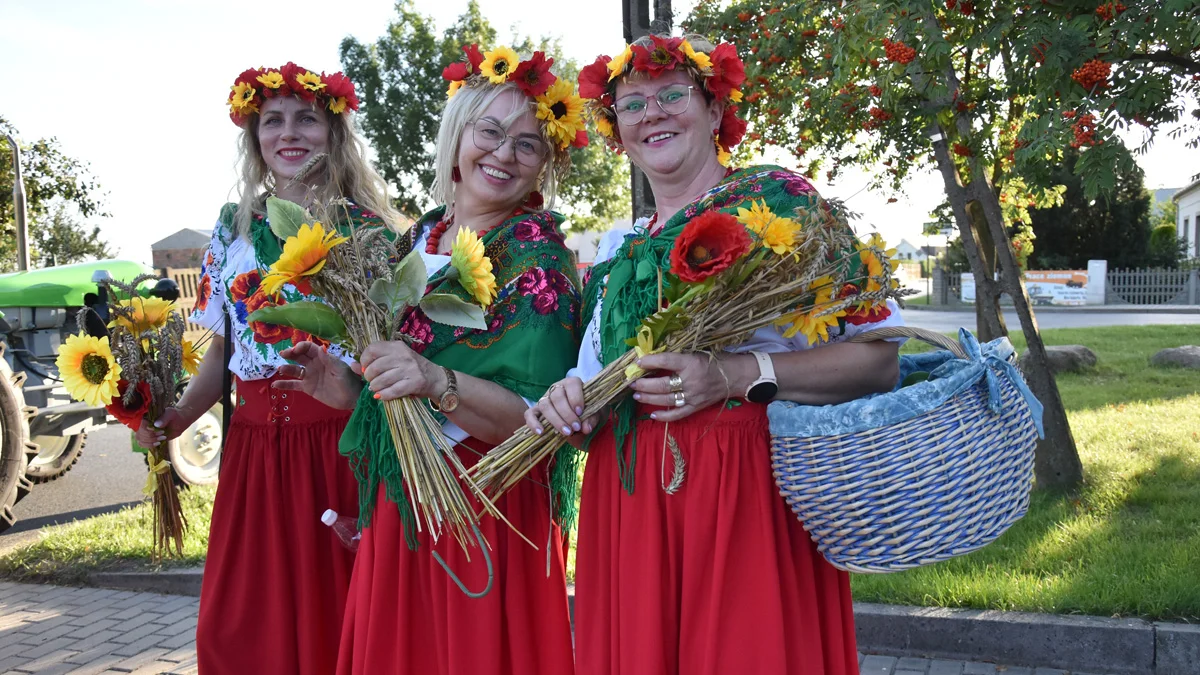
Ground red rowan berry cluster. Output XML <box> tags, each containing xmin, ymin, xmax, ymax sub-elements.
<box><xmin>882</xmin><ymin>38</ymin><xmax>916</xmax><ymax>64</ymax></box>
<box><xmin>1072</xmin><ymin>59</ymin><xmax>1111</xmax><ymax>91</ymax></box>
<box><xmin>1070</xmin><ymin>114</ymin><xmax>1100</xmax><ymax>148</ymax></box>
<box><xmin>1095</xmin><ymin>2</ymin><xmax>1126</xmax><ymax>20</ymax></box>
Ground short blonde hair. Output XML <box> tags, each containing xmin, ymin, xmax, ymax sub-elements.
<box><xmin>429</xmin><ymin>82</ymin><xmax>570</xmax><ymax>217</ymax></box>
<box><xmin>233</xmin><ymin>101</ymin><xmax>403</xmax><ymax>238</ymax></box>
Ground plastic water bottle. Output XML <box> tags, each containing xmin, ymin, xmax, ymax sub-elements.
<box><xmin>321</xmin><ymin>509</ymin><xmax>361</xmax><ymax>552</ymax></box>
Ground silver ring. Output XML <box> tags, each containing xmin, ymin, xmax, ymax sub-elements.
<box><xmin>673</xmin><ymin>391</ymin><xmax>686</xmax><ymax>408</ymax></box>
<box><xmin>296</xmin><ymin>365</ymin><xmax>306</xmax><ymax>379</ymax></box>
<box><xmin>668</xmin><ymin>374</ymin><xmax>684</xmax><ymax>392</ymax></box>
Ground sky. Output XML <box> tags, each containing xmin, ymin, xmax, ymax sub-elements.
<box><xmin>3</xmin><ymin>0</ymin><xmax>1197</xmax><ymax>266</ymax></box>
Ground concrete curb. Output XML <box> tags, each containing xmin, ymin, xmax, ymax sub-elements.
<box><xmin>87</xmin><ymin>570</ymin><xmax>1198</xmax><ymax>674</ymax></box>
<box><xmin>904</xmin><ymin>304</ymin><xmax>1200</xmax><ymax>314</ymax></box>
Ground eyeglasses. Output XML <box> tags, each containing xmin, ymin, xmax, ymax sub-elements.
<box><xmin>470</xmin><ymin>119</ymin><xmax>548</xmax><ymax>167</ymax></box>
<box><xmin>613</xmin><ymin>84</ymin><xmax>696</xmax><ymax>125</ymax></box>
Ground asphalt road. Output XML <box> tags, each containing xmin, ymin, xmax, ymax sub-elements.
<box><xmin>0</xmin><ymin>424</ymin><xmax>146</xmax><ymax>555</ymax></box>
<box><xmin>903</xmin><ymin>309</ymin><xmax>1200</xmax><ymax>333</ymax></box>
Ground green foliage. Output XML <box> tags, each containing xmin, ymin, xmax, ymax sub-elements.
<box><xmin>341</xmin><ymin>0</ymin><xmax>629</xmax><ymax>229</ymax></box>
<box><xmin>246</xmin><ymin>301</ymin><xmax>349</xmax><ymax>343</ymax></box>
<box><xmin>418</xmin><ymin>292</ymin><xmax>486</xmax><ymax>329</ymax></box>
<box><xmin>1148</xmin><ymin>223</ymin><xmax>1188</xmax><ymax>268</ymax></box>
<box><xmin>1</xmin><ymin>116</ymin><xmax>111</xmax><ymax>271</ymax></box>
<box><xmin>368</xmin><ymin>250</ymin><xmax>429</xmax><ymax>315</ymax></box>
<box><xmin>265</xmin><ymin>196</ymin><xmax>309</xmax><ymax>240</ymax></box>
<box><xmin>1027</xmin><ymin>147</ymin><xmax>1154</xmax><ymax>269</ymax></box>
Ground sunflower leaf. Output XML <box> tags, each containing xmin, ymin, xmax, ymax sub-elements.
<box><xmin>247</xmin><ymin>301</ymin><xmax>347</xmax><ymax>343</ymax></box>
<box><xmin>368</xmin><ymin>250</ymin><xmax>428</xmax><ymax>315</ymax></box>
<box><xmin>266</xmin><ymin>197</ymin><xmax>311</xmax><ymax>240</ymax></box>
<box><xmin>419</xmin><ymin>293</ymin><xmax>487</xmax><ymax>330</ymax></box>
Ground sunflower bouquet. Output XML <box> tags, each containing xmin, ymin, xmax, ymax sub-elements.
<box><xmin>57</xmin><ymin>283</ymin><xmax>200</xmax><ymax>559</ymax></box>
<box><xmin>470</xmin><ymin>199</ymin><xmax>909</xmax><ymax>498</ymax></box>
<box><xmin>246</xmin><ymin>191</ymin><xmax>505</xmax><ymax>552</ymax></box>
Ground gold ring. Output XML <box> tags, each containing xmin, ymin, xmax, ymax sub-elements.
<box><xmin>673</xmin><ymin>391</ymin><xmax>686</xmax><ymax>408</ymax></box>
<box><xmin>668</xmin><ymin>374</ymin><xmax>684</xmax><ymax>392</ymax></box>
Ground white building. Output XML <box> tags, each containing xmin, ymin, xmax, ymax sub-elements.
<box><xmin>892</xmin><ymin>238</ymin><xmax>947</xmax><ymax>263</ymax></box>
<box><xmin>1175</xmin><ymin>172</ymin><xmax>1200</xmax><ymax>260</ymax></box>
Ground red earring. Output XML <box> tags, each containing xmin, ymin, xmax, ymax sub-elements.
<box><xmin>452</xmin><ymin>166</ymin><xmax>462</xmax><ymax>182</ymax></box>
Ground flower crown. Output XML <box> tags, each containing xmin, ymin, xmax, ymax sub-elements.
<box><xmin>227</xmin><ymin>62</ymin><xmax>360</xmax><ymax>127</ymax></box>
<box><xmin>577</xmin><ymin>36</ymin><xmax>748</xmax><ymax>165</ymax></box>
<box><xmin>442</xmin><ymin>44</ymin><xmax>589</xmax><ymax>152</ymax></box>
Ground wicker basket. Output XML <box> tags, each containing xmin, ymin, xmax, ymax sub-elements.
<box><xmin>768</xmin><ymin>327</ymin><xmax>1041</xmax><ymax>574</ymax></box>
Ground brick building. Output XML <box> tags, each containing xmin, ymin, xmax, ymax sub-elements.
<box><xmin>151</xmin><ymin>228</ymin><xmax>211</xmax><ymax>269</ymax></box>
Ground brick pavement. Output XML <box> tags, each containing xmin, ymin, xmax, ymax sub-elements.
<box><xmin>1</xmin><ymin>581</ymin><xmax>1123</xmax><ymax>674</ymax></box>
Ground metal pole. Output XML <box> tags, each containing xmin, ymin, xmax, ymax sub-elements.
<box><xmin>5</xmin><ymin>134</ymin><xmax>31</xmax><ymax>272</ymax></box>
<box><xmin>622</xmin><ymin>0</ymin><xmax>671</xmax><ymax>222</ymax></box>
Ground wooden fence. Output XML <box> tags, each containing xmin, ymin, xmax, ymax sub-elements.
<box><xmin>1106</xmin><ymin>267</ymin><xmax>1200</xmax><ymax>306</ymax></box>
<box><xmin>160</xmin><ymin>267</ymin><xmax>211</xmax><ymax>345</ymax></box>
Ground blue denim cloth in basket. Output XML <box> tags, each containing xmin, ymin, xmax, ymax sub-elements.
<box><xmin>766</xmin><ymin>328</ymin><xmax>1044</xmax><ymax>438</ymax></box>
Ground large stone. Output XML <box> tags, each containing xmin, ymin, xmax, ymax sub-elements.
<box><xmin>1018</xmin><ymin>345</ymin><xmax>1097</xmax><ymax>375</ymax></box>
<box><xmin>1150</xmin><ymin>345</ymin><xmax>1200</xmax><ymax>370</ymax></box>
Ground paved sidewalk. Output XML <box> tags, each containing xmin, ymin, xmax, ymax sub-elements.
<box><xmin>0</xmin><ymin>581</ymin><xmax>1124</xmax><ymax>675</ymax></box>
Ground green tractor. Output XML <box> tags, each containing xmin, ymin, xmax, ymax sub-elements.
<box><xmin>1</xmin><ymin>135</ymin><xmax>222</xmax><ymax>533</ymax></box>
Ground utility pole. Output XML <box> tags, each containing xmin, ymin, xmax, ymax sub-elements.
<box><xmin>622</xmin><ymin>0</ymin><xmax>671</xmax><ymax>221</ymax></box>
<box><xmin>5</xmin><ymin>134</ymin><xmax>31</xmax><ymax>272</ymax></box>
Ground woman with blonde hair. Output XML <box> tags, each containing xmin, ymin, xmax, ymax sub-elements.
<box><xmin>284</xmin><ymin>44</ymin><xmax>586</xmax><ymax>675</ymax></box>
<box><xmin>136</xmin><ymin>62</ymin><xmax>400</xmax><ymax>675</ymax></box>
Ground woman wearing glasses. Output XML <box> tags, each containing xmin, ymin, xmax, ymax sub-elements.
<box><xmin>326</xmin><ymin>45</ymin><xmax>587</xmax><ymax>675</ymax></box>
<box><xmin>527</xmin><ymin>34</ymin><xmax>904</xmax><ymax>675</ymax></box>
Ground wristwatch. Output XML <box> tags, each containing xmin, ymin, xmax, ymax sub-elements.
<box><xmin>430</xmin><ymin>367</ymin><xmax>460</xmax><ymax>413</ymax></box>
<box><xmin>745</xmin><ymin>351</ymin><xmax>779</xmax><ymax>403</ymax></box>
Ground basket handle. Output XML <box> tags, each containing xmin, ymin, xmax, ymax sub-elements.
<box><xmin>848</xmin><ymin>326</ymin><xmax>969</xmax><ymax>359</ymax></box>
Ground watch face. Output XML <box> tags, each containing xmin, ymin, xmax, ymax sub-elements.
<box><xmin>747</xmin><ymin>381</ymin><xmax>778</xmax><ymax>404</ymax></box>
<box><xmin>440</xmin><ymin>392</ymin><xmax>461</xmax><ymax>413</ymax></box>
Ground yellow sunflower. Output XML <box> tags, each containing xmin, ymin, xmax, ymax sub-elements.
<box><xmin>181</xmin><ymin>339</ymin><xmax>201</xmax><ymax>376</ymax></box>
<box><xmin>447</xmin><ymin>79</ymin><xmax>465</xmax><ymax>98</ymax></box>
<box><xmin>716</xmin><ymin>144</ymin><xmax>732</xmax><ymax>167</ymax></box>
<box><xmin>328</xmin><ymin>97</ymin><xmax>349</xmax><ymax>114</ymax></box>
<box><xmin>760</xmin><ymin>216</ymin><xmax>800</xmax><ymax>256</ymax></box>
<box><xmin>729</xmin><ymin>89</ymin><xmax>744</xmax><ymax>103</ymax></box>
<box><xmin>262</xmin><ymin>222</ymin><xmax>349</xmax><ymax>296</ymax></box>
<box><xmin>450</xmin><ymin>227</ymin><xmax>497</xmax><ymax>308</ymax></box>
<box><xmin>480</xmin><ymin>46</ymin><xmax>520</xmax><ymax>84</ymax></box>
<box><xmin>608</xmin><ymin>46</ymin><xmax>634</xmax><ymax>81</ymax></box>
<box><xmin>110</xmin><ymin>297</ymin><xmax>176</xmax><ymax>335</ymax></box>
<box><xmin>295</xmin><ymin>71</ymin><xmax>326</xmax><ymax>93</ymax></box>
<box><xmin>256</xmin><ymin>71</ymin><xmax>285</xmax><ymax>90</ymax></box>
<box><xmin>736</xmin><ymin>199</ymin><xmax>778</xmax><ymax>235</ymax></box>
<box><xmin>593</xmin><ymin>113</ymin><xmax>615</xmax><ymax>139</ymax></box>
<box><xmin>777</xmin><ymin>276</ymin><xmax>845</xmax><ymax>344</ymax></box>
<box><xmin>536</xmin><ymin>80</ymin><xmax>586</xmax><ymax>149</ymax></box>
<box><xmin>57</xmin><ymin>334</ymin><xmax>122</xmax><ymax>407</ymax></box>
<box><xmin>858</xmin><ymin>233</ymin><xmax>900</xmax><ymax>294</ymax></box>
<box><xmin>229</xmin><ymin>82</ymin><xmax>259</xmax><ymax>116</ymax></box>
<box><xmin>681</xmin><ymin>40</ymin><xmax>712</xmax><ymax>71</ymax></box>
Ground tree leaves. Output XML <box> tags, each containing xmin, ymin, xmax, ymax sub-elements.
<box><xmin>247</xmin><ymin>301</ymin><xmax>349</xmax><ymax>343</ymax></box>
<box><xmin>265</xmin><ymin>197</ymin><xmax>310</xmax><ymax>241</ymax></box>
<box><xmin>418</xmin><ymin>293</ymin><xmax>487</xmax><ymax>330</ymax></box>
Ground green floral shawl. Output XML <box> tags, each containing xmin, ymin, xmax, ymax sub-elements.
<box><xmin>339</xmin><ymin>207</ymin><xmax>584</xmax><ymax>546</ymax></box>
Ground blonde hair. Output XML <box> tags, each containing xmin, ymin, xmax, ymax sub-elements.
<box><xmin>429</xmin><ymin>82</ymin><xmax>571</xmax><ymax>217</ymax></box>
<box><xmin>233</xmin><ymin>100</ymin><xmax>402</xmax><ymax>238</ymax></box>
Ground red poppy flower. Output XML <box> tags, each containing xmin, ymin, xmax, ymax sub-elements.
<box><xmin>717</xmin><ymin>106</ymin><xmax>748</xmax><ymax>150</ymax></box>
<box><xmin>107</xmin><ymin>380</ymin><xmax>153</xmax><ymax>432</ymax></box>
<box><xmin>845</xmin><ymin>304</ymin><xmax>891</xmax><ymax>325</ymax></box>
<box><xmin>194</xmin><ymin>274</ymin><xmax>212</xmax><ymax>313</ymax></box>
<box><xmin>572</xmin><ymin>128</ymin><xmax>589</xmax><ymax>148</ymax></box>
<box><xmin>578</xmin><ymin>55</ymin><xmax>613</xmax><ymax>99</ymax></box>
<box><xmin>512</xmin><ymin>51</ymin><xmax>556</xmax><ymax>98</ymax></box>
<box><xmin>443</xmin><ymin>61</ymin><xmax>470</xmax><ymax>83</ymax></box>
<box><xmin>229</xmin><ymin>270</ymin><xmax>262</xmax><ymax>303</ymax></box>
<box><xmin>245</xmin><ymin>291</ymin><xmax>294</xmax><ymax>345</ymax></box>
<box><xmin>632</xmin><ymin>36</ymin><xmax>687</xmax><ymax>77</ymax></box>
<box><xmin>279</xmin><ymin>62</ymin><xmax>315</xmax><ymax>100</ymax></box>
<box><xmin>707</xmin><ymin>43</ymin><xmax>747</xmax><ymax>100</ymax></box>
<box><xmin>463</xmin><ymin>44</ymin><xmax>485</xmax><ymax>73</ymax></box>
<box><xmin>322</xmin><ymin>72</ymin><xmax>360</xmax><ymax>111</ymax></box>
<box><xmin>234</xmin><ymin>67</ymin><xmax>263</xmax><ymax>86</ymax></box>
<box><xmin>669</xmin><ymin>211</ymin><xmax>751</xmax><ymax>283</ymax></box>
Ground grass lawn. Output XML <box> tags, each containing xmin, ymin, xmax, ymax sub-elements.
<box><xmin>851</xmin><ymin>324</ymin><xmax>1200</xmax><ymax>621</ymax></box>
<box><xmin>0</xmin><ymin>485</ymin><xmax>215</xmax><ymax>583</ymax></box>
<box><xmin>3</xmin><ymin>325</ymin><xmax>1198</xmax><ymax>621</ymax></box>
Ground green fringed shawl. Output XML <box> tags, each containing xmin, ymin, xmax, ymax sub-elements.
<box><xmin>339</xmin><ymin>207</ymin><xmax>584</xmax><ymax>546</ymax></box>
<box><xmin>580</xmin><ymin>165</ymin><xmax>865</xmax><ymax>493</ymax></box>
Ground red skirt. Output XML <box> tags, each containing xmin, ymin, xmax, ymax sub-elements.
<box><xmin>336</xmin><ymin>438</ymin><xmax>575</xmax><ymax>675</ymax></box>
<box><xmin>575</xmin><ymin>401</ymin><xmax>859</xmax><ymax>675</ymax></box>
<box><xmin>197</xmin><ymin>377</ymin><xmax>358</xmax><ymax>675</ymax></box>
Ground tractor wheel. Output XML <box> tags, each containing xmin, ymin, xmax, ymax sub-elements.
<box><xmin>168</xmin><ymin>403</ymin><xmax>222</xmax><ymax>486</ymax></box>
<box><xmin>25</xmin><ymin>433</ymin><xmax>86</xmax><ymax>484</ymax></box>
<box><xmin>0</xmin><ymin>342</ymin><xmax>36</xmax><ymax>533</ymax></box>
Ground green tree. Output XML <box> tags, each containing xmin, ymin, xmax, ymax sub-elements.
<box><xmin>341</xmin><ymin>0</ymin><xmax>630</xmax><ymax>228</ymax></box>
<box><xmin>2</xmin><ymin>117</ymin><xmax>111</xmax><ymax>271</ymax></box>
<box><xmin>1027</xmin><ymin>147</ymin><xmax>1152</xmax><ymax>270</ymax></box>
